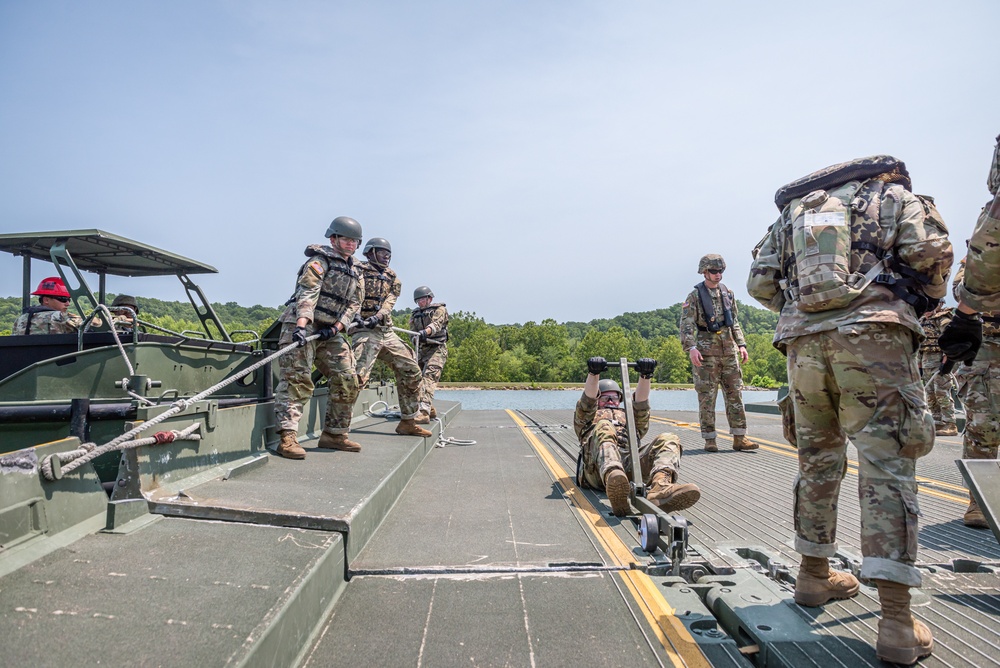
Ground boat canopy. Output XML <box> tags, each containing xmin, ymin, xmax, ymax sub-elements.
<box><xmin>0</xmin><ymin>229</ymin><xmax>218</xmax><ymax>277</ymax></box>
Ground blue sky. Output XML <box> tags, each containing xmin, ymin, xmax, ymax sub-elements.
<box><xmin>1</xmin><ymin>1</ymin><xmax>997</xmax><ymax>324</ymax></box>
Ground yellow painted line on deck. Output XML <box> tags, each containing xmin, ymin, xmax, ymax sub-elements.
<box><xmin>651</xmin><ymin>416</ymin><xmax>970</xmax><ymax>504</ymax></box>
<box><xmin>506</xmin><ymin>409</ymin><xmax>712</xmax><ymax>668</ymax></box>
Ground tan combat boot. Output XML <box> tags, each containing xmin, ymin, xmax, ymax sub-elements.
<box><xmin>317</xmin><ymin>431</ymin><xmax>361</xmax><ymax>452</ymax></box>
<box><xmin>429</xmin><ymin>405</ymin><xmax>438</xmax><ymax>419</ymax></box>
<box><xmin>733</xmin><ymin>434</ymin><xmax>759</xmax><ymax>451</ymax></box>
<box><xmin>936</xmin><ymin>423</ymin><xmax>958</xmax><ymax>436</ymax></box>
<box><xmin>396</xmin><ymin>419</ymin><xmax>432</xmax><ymax>437</ymax></box>
<box><xmin>704</xmin><ymin>438</ymin><xmax>718</xmax><ymax>452</ymax></box>
<box><xmin>603</xmin><ymin>468</ymin><xmax>631</xmax><ymax>517</ymax></box>
<box><xmin>276</xmin><ymin>430</ymin><xmax>306</xmax><ymax>460</ymax></box>
<box><xmin>874</xmin><ymin>580</ymin><xmax>933</xmax><ymax>665</ymax></box>
<box><xmin>964</xmin><ymin>495</ymin><xmax>989</xmax><ymax>529</ymax></box>
<box><xmin>793</xmin><ymin>556</ymin><xmax>860</xmax><ymax>607</ymax></box>
<box><xmin>646</xmin><ymin>471</ymin><xmax>701</xmax><ymax>513</ymax></box>
<box><xmin>414</xmin><ymin>411</ymin><xmax>431</xmax><ymax>424</ymax></box>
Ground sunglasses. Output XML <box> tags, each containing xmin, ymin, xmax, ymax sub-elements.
<box><xmin>707</xmin><ymin>270</ymin><xmax>723</xmax><ymax>276</ymax></box>
<box><xmin>52</xmin><ymin>296</ymin><xmax>71</xmax><ymax>303</ymax></box>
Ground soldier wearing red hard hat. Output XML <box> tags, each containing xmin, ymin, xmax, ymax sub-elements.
<box><xmin>12</xmin><ymin>277</ymin><xmax>83</xmax><ymax>335</ymax></box>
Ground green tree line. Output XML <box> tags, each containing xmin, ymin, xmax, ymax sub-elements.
<box><xmin>1</xmin><ymin>295</ymin><xmax>788</xmax><ymax>387</ymax></box>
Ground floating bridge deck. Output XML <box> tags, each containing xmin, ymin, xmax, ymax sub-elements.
<box><xmin>2</xmin><ymin>400</ymin><xmax>999</xmax><ymax>667</ymax></box>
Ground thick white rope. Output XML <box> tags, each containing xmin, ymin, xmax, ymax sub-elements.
<box><xmin>83</xmin><ymin>304</ymin><xmax>136</xmax><ymax>376</ymax></box>
<box><xmin>40</xmin><ymin>334</ymin><xmax>319</xmax><ymax>481</ymax></box>
<box><xmin>40</xmin><ymin>423</ymin><xmax>202</xmax><ymax>481</ymax></box>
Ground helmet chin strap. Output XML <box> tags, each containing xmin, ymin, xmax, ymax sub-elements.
<box><xmin>366</xmin><ymin>251</ymin><xmax>388</xmax><ymax>270</ymax></box>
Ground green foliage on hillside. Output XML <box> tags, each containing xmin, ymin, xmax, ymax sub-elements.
<box><xmin>1</xmin><ymin>296</ymin><xmax>787</xmax><ymax>386</ymax></box>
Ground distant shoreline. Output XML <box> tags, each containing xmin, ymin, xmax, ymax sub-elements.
<box><xmin>437</xmin><ymin>383</ymin><xmax>777</xmax><ymax>392</ymax></box>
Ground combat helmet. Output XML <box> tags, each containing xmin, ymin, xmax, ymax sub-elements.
<box><xmin>363</xmin><ymin>237</ymin><xmax>391</xmax><ymax>255</ymax></box>
<box><xmin>363</xmin><ymin>237</ymin><xmax>392</xmax><ymax>268</ymax></box>
<box><xmin>111</xmin><ymin>294</ymin><xmax>139</xmax><ymax>313</ymax></box>
<box><xmin>32</xmin><ymin>276</ymin><xmax>70</xmax><ymax>298</ymax></box>
<box><xmin>414</xmin><ymin>285</ymin><xmax>433</xmax><ymax>302</ymax></box>
<box><xmin>598</xmin><ymin>378</ymin><xmax>623</xmax><ymax>401</ymax></box>
<box><xmin>698</xmin><ymin>254</ymin><xmax>726</xmax><ymax>273</ymax></box>
<box><xmin>324</xmin><ymin>216</ymin><xmax>363</xmax><ymax>241</ymax></box>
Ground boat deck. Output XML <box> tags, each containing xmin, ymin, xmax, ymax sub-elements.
<box><xmin>2</xmin><ymin>403</ymin><xmax>999</xmax><ymax>667</ymax></box>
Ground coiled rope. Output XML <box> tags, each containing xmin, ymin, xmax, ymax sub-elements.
<box><xmin>365</xmin><ymin>399</ymin><xmax>402</xmax><ymax>419</ymax></box>
<box><xmin>40</xmin><ymin>334</ymin><xmax>320</xmax><ymax>481</ymax></box>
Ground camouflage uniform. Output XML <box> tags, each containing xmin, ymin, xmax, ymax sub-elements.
<box><xmin>917</xmin><ymin>305</ymin><xmax>956</xmax><ymax>429</ymax></box>
<box><xmin>955</xmin><ymin>134</ymin><xmax>1000</xmax><ymax>313</ymax></box>
<box><xmin>574</xmin><ymin>392</ymin><xmax>683</xmax><ymax>489</ymax></box>
<box><xmin>409</xmin><ymin>303</ymin><xmax>449</xmax><ymax>415</ymax></box>
<box><xmin>680</xmin><ymin>284</ymin><xmax>748</xmax><ymax>439</ymax></box>
<box><xmin>274</xmin><ymin>245</ymin><xmax>364</xmax><ymax>436</ymax></box>
<box><xmin>953</xmin><ymin>259</ymin><xmax>1000</xmax><ymax>464</ymax></box>
<box><xmin>748</xmin><ymin>165</ymin><xmax>953</xmax><ymax>587</ymax></box>
<box><xmin>12</xmin><ymin>307</ymin><xmax>82</xmax><ymax>334</ymax></box>
<box><xmin>351</xmin><ymin>261</ymin><xmax>423</xmax><ymax>419</ymax></box>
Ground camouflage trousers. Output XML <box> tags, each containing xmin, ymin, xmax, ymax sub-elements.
<box><xmin>416</xmin><ymin>343</ymin><xmax>448</xmax><ymax>414</ymax></box>
<box><xmin>785</xmin><ymin>324</ymin><xmax>933</xmax><ymax>587</ymax></box>
<box><xmin>956</xmin><ymin>357</ymin><xmax>1000</xmax><ymax>461</ymax></box>
<box><xmin>920</xmin><ymin>351</ymin><xmax>956</xmax><ymax>426</ymax></box>
<box><xmin>274</xmin><ymin>322</ymin><xmax>359</xmax><ymax>435</ymax></box>
<box><xmin>692</xmin><ymin>352</ymin><xmax>747</xmax><ymax>439</ymax></box>
<box><xmin>580</xmin><ymin>421</ymin><xmax>683</xmax><ymax>490</ymax></box>
<box><xmin>352</xmin><ymin>328</ymin><xmax>423</xmax><ymax>419</ymax></box>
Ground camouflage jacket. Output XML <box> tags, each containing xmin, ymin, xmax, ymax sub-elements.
<box><xmin>917</xmin><ymin>305</ymin><xmax>953</xmax><ymax>354</ymax></box>
<box><xmin>953</xmin><ymin>257</ymin><xmax>1000</xmax><ymax>360</ymax></box>
<box><xmin>954</xmin><ymin>195</ymin><xmax>1000</xmax><ymax>313</ymax></box>
<box><xmin>748</xmin><ymin>183</ymin><xmax>953</xmax><ymax>348</ymax></box>
<box><xmin>280</xmin><ymin>245</ymin><xmax>364</xmax><ymax>331</ymax></box>
<box><xmin>679</xmin><ymin>283</ymin><xmax>746</xmax><ymax>355</ymax></box>
<box><xmin>573</xmin><ymin>392</ymin><xmax>650</xmax><ymax>449</ymax></box>
<box><xmin>409</xmin><ymin>303</ymin><xmax>449</xmax><ymax>345</ymax></box>
<box><xmin>13</xmin><ymin>307</ymin><xmax>82</xmax><ymax>335</ymax></box>
<box><xmin>358</xmin><ymin>261</ymin><xmax>399</xmax><ymax>328</ymax></box>
<box><xmin>952</xmin><ymin>136</ymin><xmax>999</xmax><ymax>311</ymax></box>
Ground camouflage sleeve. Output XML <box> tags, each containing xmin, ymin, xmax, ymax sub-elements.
<box><xmin>747</xmin><ymin>218</ymin><xmax>787</xmax><ymax>312</ymax></box>
<box><xmin>956</xmin><ymin>200</ymin><xmax>1000</xmax><ymax>312</ymax></box>
<box><xmin>729</xmin><ymin>289</ymin><xmax>747</xmax><ymax>347</ymax></box>
<box><xmin>294</xmin><ymin>257</ymin><xmax>326</xmax><ymax>323</ymax></box>
<box><xmin>890</xmin><ymin>187</ymin><xmax>954</xmax><ymax>300</ymax></box>
<box><xmin>428</xmin><ymin>305</ymin><xmax>448</xmax><ymax>336</ymax></box>
<box><xmin>378</xmin><ymin>275</ymin><xmax>400</xmax><ymax>322</ymax></box>
<box><xmin>342</xmin><ymin>274</ymin><xmax>364</xmax><ymax>331</ymax></box>
<box><xmin>679</xmin><ymin>290</ymin><xmax>699</xmax><ymax>353</ymax></box>
<box><xmin>573</xmin><ymin>392</ymin><xmax>598</xmax><ymax>441</ymax></box>
<box><xmin>56</xmin><ymin>312</ymin><xmax>82</xmax><ymax>333</ymax></box>
<box><xmin>633</xmin><ymin>398</ymin><xmax>650</xmax><ymax>440</ymax></box>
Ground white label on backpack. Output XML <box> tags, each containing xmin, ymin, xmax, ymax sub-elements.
<box><xmin>804</xmin><ymin>211</ymin><xmax>846</xmax><ymax>227</ymax></box>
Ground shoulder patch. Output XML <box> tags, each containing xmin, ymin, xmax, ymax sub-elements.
<box><xmin>308</xmin><ymin>260</ymin><xmax>325</xmax><ymax>277</ymax></box>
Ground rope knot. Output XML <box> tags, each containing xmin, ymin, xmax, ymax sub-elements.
<box><xmin>153</xmin><ymin>431</ymin><xmax>176</xmax><ymax>444</ymax></box>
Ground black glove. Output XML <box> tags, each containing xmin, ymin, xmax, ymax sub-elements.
<box><xmin>636</xmin><ymin>358</ymin><xmax>658</xmax><ymax>379</ymax></box>
<box><xmin>363</xmin><ymin>316</ymin><xmax>380</xmax><ymax>329</ymax></box>
<box><xmin>317</xmin><ymin>327</ymin><xmax>334</xmax><ymax>341</ymax></box>
<box><xmin>292</xmin><ymin>326</ymin><xmax>309</xmax><ymax>347</ymax></box>
<box><xmin>417</xmin><ymin>331</ymin><xmax>428</xmax><ymax>342</ymax></box>
<box><xmin>587</xmin><ymin>357</ymin><xmax>607</xmax><ymax>375</ymax></box>
<box><xmin>352</xmin><ymin>313</ymin><xmax>364</xmax><ymax>325</ymax></box>
<box><xmin>939</xmin><ymin>309</ymin><xmax>983</xmax><ymax>374</ymax></box>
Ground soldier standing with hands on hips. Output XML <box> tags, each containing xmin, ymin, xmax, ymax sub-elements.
<box><xmin>680</xmin><ymin>254</ymin><xmax>758</xmax><ymax>452</ymax></box>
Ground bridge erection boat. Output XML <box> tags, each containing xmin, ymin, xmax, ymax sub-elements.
<box><xmin>1</xmin><ymin>231</ymin><xmax>999</xmax><ymax>667</ymax></box>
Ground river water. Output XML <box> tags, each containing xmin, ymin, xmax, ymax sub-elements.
<box><xmin>435</xmin><ymin>389</ymin><xmax>777</xmax><ymax>411</ymax></box>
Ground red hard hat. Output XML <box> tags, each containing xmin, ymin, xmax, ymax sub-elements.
<box><xmin>31</xmin><ymin>276</ymin><xmax>71</xmax><ymax>298</ymax></box>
